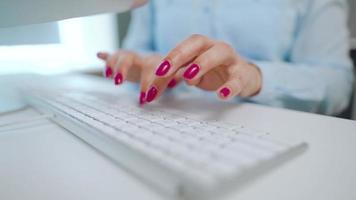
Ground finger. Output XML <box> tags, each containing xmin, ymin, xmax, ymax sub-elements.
<box><xmin>97</xmin><ymin>51</ymin><xmax>113</xmax><ymax>78</ymax></box>
<box><xmin>97</xmin><ymin>51</ymin><xmax>109</xmax><ymax>60</ymax></box>
<box><xmin>145</xmin><ymin>74</ymin><xmax>179</xmax><ymax>103</ymax></box>
<box><xmin>154</xmin><ymin>34</ymin><xmax>214</xmax><ymax>78</ymax></box>
<box><xmin>145</xmin><ymin>65</ymin><xmax>187</xmax><ymax>103</ymax></box>
<box><xmin>167</xmin><ymin>78</ymin><xmax>179</xmax><ymax>89</ymax></box>
<box><xmin>112</xmin><ymin>52</ymin><xmax>137</xmax><ymax>85</ymax></box>
<box><xmin>183</xmin><ymin>41</ymin><xmax>236</xmax><ymax>86</ymax></box>
<box><xmin>104</xmin><ymin>54</ymin><xmax>120</xmax><ymax>78</ymax></box>
<box><xmin>167</xmin><ymin>67</ymin><xmax>185</xmax><ymax>89</ymax></box>
<box><xmin>138</xmin><ymin>66</ymin><xmax>155</xmax><ymax>105</ymax></box>
<box><xmin>216</xmin><ymin>71</ymin><xmax>244</xmax><ymax>100</ymax></box>
<box><xmin>137</xmin><ymin>55</ymin><xmax>163</xmax><ymax>105</ymax></box>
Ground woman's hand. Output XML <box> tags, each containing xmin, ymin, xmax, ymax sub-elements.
<box><xmin>147</xmin><ymin>34</ymin><xmax>262</xmax><ymax>102</ymax></box>
<box><xmin>97</xmin><ymin>51</ymin><xmax>180</xmax><ymax>105</ymax></box>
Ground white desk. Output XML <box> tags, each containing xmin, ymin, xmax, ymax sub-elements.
<box><xmin>1</xmin><ymin>75</ymin><xmax>356</xmax><ymax>200</ymax></box>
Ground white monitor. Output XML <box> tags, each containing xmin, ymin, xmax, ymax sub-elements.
<box><xmin>0</xmin><ymin>0</ymin><xmax>147</xmax><ymax>75</ymax></box>
<box><xmin>0</xmin><ymin>14</ymin><xmax>118</xmax><ymax>75</ymax></box>
<box><xmin>0</xmin><ymin>0</ymin><xmax>146</xmax><ymax>27</ymax></box>
<box><xmin>0</xmin><ymin>0</ymin><xmax>146</xmax><ymax>113</ymax></box>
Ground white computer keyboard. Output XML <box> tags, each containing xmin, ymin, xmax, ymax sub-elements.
<box><xmin>27</xmin><ymin>91</ymin><xmax>307</xmax><ymax>200</ymax></box>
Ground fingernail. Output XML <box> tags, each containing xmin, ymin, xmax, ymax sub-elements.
<box><xmin>139</xmin><ymin>91</ymin><xmax>146</xmax><ymax>105</ymax></box>
<box><xmin>167</xmin><ymin>79</ymin><xmax>177</xmax><ymax>88</ymax></box>
<box><xmin>105</xmin><ymin>66</ymin><xmax>113</xmax><ymax>78</ymax></box>
<box><xmin>155</xmin><ymin>60</ymin><xmax>171</xmax><ymax>76</ymax></box>
<box><xmin>183</xmin><ymin>63</ymin><xmax>200</xmax><ymax>80</ymax></box>
<box><xmin>114</xmin><ymin>73</ymin><xmax>123</xmax><ymax>85</ymax></box>
<box><xmin>146</xmin><ymin>86</ymin><xmax>158</xmax><ymax>103</ymax></box>
<box><xmin>97</xmin><ymin>52</ymin><xmax>104</xmax><ymax>58</ymax></box>
<box><xmin>219</xmin><ymin>87</ymin><xmax>231</xmax><ymax>98</ymax></box>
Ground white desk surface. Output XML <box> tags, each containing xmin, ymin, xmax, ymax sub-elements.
<box><xmin>1</xmin><ymin>75</ymin><xmax>356</xmax><ymax>200</ymax></box>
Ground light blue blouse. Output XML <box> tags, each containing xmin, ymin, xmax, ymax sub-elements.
<box><xmin>123</xmin><ymin>0</ymin><xmax>354</xmax><ymax>115</ymax></box>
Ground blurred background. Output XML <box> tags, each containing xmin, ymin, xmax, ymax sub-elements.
<box><xmin>0</xmin><ymin>0</ymin><xmax>355</xmax><ymax>118</ymax></box>
<box><xmin>1</xmin><ymin>1</ymin><xmax>355</xmax><ymax>75</ymax></box>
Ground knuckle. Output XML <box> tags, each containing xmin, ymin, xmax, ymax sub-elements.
<box><xmin>168</xmin><ymin>47</ymin><xmax>186</xmax><ymax>61</ymax></box>
<box><xmin>189</xmin><ymin>34</ymin><xmax>206</xmax><ymax>41</ymax></box>
<box><xmin>118</xmin><ymin>50</ymin><xmax>136</xmax><ymax>60</ymax></box>
<box><xmin>189</xmin><ymin>34</ymin><xmax>210</xmax><ymax>46</ymax></box>
<box><xmin>216</xmin><ymin>41</ymin><xmax>234</xmax><ymax>52</ymax></box>
<box><xmin>118</xmin><ymin>57</ymin><xmax>133</xmax><ymax>69</ymax></box>
<box><xmin>195</xmin><ymin>57</ymin><xmax>211</xmax><ymax>69</ymax></box>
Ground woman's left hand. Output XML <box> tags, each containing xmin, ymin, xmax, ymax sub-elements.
<box><xmin>147</xmin><ymin>34</ymin><xmax>263</xmax><ymax>102</ymax></box>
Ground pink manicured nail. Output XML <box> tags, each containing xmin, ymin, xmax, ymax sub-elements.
<box><xmin>167</xmin><ymin>79</ymin><xmax>177</xmax><ymax>88</ymax></box>
<box><xmin>139</xmin><ymin>91</ymin><xmax>146</xmax><ymax>105</ymax></box>
<box><xmin>219</xmin><ymin>87</ymin><xmax>231</xmax><ymax>98</ymax></box>
<box><xmin>105</xmin><ymin>66</ymin><xmax>113</xmax><ymax>78</ymax></box>
<box><xmin>114</xmin><ymin>73</ymin><xmax>123</xmax><ymax>85</ymax></box>
<box><xmin>155</xmin><ymin>60</ymin><xmax>171</xmax><ymax>76</ymax></box>
<box><xmin>146</xmin><ymin>86</ymin><xmax>158</xmax><ymax>102</ymax></box>
<box><xmin>183</xmin><ymin>63</ymin><xmax>200</xmax><ymax>79</ymax></box>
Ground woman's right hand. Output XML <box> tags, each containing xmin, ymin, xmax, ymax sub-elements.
<box><xmin>97</xmin><ymin>51</ymin><xmax>180</xmax><ymax>105</ymax></box>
